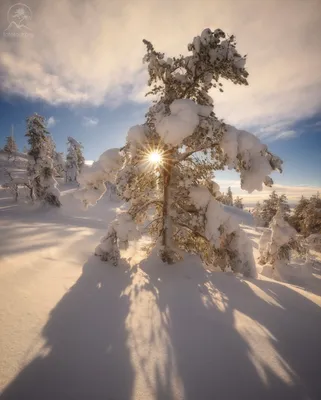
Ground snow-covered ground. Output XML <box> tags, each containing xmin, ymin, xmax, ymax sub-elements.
<box><xmin>1</xmin><ymin>180</ymin><xmax>321</xmax><ymax>399</ymax></box>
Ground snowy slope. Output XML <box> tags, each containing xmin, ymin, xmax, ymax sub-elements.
<box><xmin>1</xmin><ymin>186</ymin><xmax>321</xmax><ymax>399</ymax></box>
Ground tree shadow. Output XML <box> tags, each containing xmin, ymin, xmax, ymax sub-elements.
<box><xmin>0</xmin><ymin>256</ymin><xmax>135</xmax><ymax>400</ymax></box>
<box><xmin>137</xmin><ymin>255</ymin><xmax>321</xmax><ymax>400</ymax></box>
<box><xmin>2</xmin><ymin>251</ymin><xmax>321</xmax><ymax>400</ymax></box>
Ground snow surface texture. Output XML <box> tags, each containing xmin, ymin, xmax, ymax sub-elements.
<box><xmin>1</xmin><ymin>184</ymin><xmax>321</xmax><ymax>400</ymax></box>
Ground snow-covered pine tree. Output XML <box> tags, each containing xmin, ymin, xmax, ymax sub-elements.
<box><xmin>234</xmin><ymin>196</ymin><xmax>244</xmax><ymax>209</ymax></box>
<box><xmin>300</xmin><ymin>193</ymin><xmax>321</xmax><ymax>236</ymax></box>
<box><xmin>45</xmin><ymin>134</ymin><xmax>65</xmax><ymax>178</ymax></box>
<box><xmin>290</xmin><ymin>195</ymin><xmax>309</xmax><ymax>232</ymax></box>
<box><xmin>218</xmin><ymin>186</ymin><xmax>233</xmax><ymax>205</ymax></box>
<box><xmin>78</xmin><ymin>28</ymin><xmax>283</xmax><ymax>277</ymax></box>
<box><xmin>25</xmin><ymin>113</ymin><xmax>61</xmax><ymax>207</ymax></box>
<box><xmin>65</xmin><ymin>137</ymin><xmax>84</xmax><ymax>182</ymax></box>
<box><xmin>66</xmin><ymin>144</ymin><xmax>78</xmax><ymax>182</ymax></box>
<box><xmin>226</xmin><ymin>187</ymin><xmax>233</xmax><ymax>206</ymax></box>
<box><xmin>76</xmin><ymin>145</ymin><xmax>85</xmax><ymax>173</ymax></box>
<box><xmin>260</xmin><ymin>191</ymin><xmax>290</xmax><ymax>227</ymax></box>
<box><xmin>252</xmin><ymin>201</ymin><xmax>263</xmax><ymax>227</ymax></box>
<box><xmin>4</xmin><ymin>136</ymin><xmax>18</xmax><ymax>160</ymax></box>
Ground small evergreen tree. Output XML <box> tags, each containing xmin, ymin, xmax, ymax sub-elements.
<box><xmin>234</xmin><ymin>196</ymin><xmax>243</xmax><ymax>209</ymax></box>
<box><xmin>76</xmin><ymin>146</ymin><xmax>85</xmax><ymax>173</ymax></box>
<box><xmin>66</xmin><ymin>137</ymin><xmax>84</xmax><ymax>182</ymax></box>
<box><xmin>226</xmin><ymin>187</ymin><xmax>233</xmax><ymax>206</ymax></box>
<box><xmin>4</xmin><ymin>136</ymin><xmax>18</xmax><ymax>160</ymax></box>
<box><xmin>25</xmin><ymin>113</ymin><xmax>61</xmax><ymax>207</ymax></box>
<box><xmin>252</xmin><ymin>201</ymin><xmax>263</xmax><ymax>227</ymax></box>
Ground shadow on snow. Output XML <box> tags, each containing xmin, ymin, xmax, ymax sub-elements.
<box><xmin>1</xmin><ymin>254</ymin><xmax>321</xmax><ymax>399</ymax></box>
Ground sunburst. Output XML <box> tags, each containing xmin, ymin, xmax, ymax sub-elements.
<box><xmin>148</xmin><ymin>151</ymin><xmax>162</xmax><ymax>164</ymax></box>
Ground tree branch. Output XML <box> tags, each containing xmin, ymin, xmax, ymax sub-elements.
<box><xmin>131</xmin><ymin>199</ymin><xmax>163</xmax><ymax>217</ymax></box>
<box><xmin>176</xmin><ymin>221</ymin><xmax>209</xmax><ymax>242</ymax></box>
<box><xmin>176</xmin><ymin>141</ymin><xmax>219</xmax><ymax>163</ymax></box>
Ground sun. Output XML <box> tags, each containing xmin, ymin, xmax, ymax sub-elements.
<box><xmin>148</xmin><ymin>151</ymin><xmax>162</xmax><ymax>164</ymax></box>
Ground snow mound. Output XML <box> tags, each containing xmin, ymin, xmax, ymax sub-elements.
<box><xmin>223</xmin><ymin>204</ymin><xmax>254</xmax><ymax>227</ymax></box>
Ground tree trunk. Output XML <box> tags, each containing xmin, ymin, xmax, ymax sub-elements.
<box><xmin>161</xmin><ymin>153</ymin><xmax>174</xmax><ymax>263</ymax></box>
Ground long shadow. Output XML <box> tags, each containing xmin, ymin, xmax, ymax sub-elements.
<box><xmin>139</xmin><ymin>256</ymin><xmax>321</xmax><ymax>400</ymax></box>
<box><xmin>0</xmin><ymin>223</ymin><xmax>89</xmax><ymax>257</ymax></box>
<box><xmin>1</xmin><ymin>256</ymin><xmax>135</xmax><ymax>400</ymax></box>
<box><xmin>2</xmin><ymin>251</ymin><xmax>321</xmax><ymax>399</ymax></box>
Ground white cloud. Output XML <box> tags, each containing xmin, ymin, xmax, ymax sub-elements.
<box><xmin>47</xmin><ymin>116</ymin><xmax>57</xmax><ymax>128</ymax></box>
<box><xmin>85</xmin><ymin>160</ymin><xmax>94</xmax><ymax>166</ymax></box>
<box><xmin>0</xmin><ymin>0</ymin><xmax>321</xmax><ymax>131</ymax></box>
<box><xmin>83</xmin><ymin>117</ymin><xmax>99</xmax><ymax>127</ymax></box>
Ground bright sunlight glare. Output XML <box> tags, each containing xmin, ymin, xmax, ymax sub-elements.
<box><xmin>148</xmin><ymin>151</ymin><xmax>162</xmax><ymax>164</ymax></box>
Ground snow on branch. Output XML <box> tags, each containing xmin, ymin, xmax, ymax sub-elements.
<box><xmin>75</xmin><ymin>148</ymin><xmax>123</xmax><ymax>207</ymax></box>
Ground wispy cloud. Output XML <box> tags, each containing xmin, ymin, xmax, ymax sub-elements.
<box><xmin>256</xmin><ymin>121</ymin><xmax>300</xmax><ymax>141</ymax></box>
<box><xmin>0</xmin><ymin>0</ymin><xmax>321</xmax><ymax>129</ymax></box>
<box><xmin>47</xmin><ymin>116</ymin><xmax>57</xmax><ymax>128</ymax></box>
<box><xmin>83</xmin><ymin>117</ymin><xmax>99</xmax><ymax>127</ymax></box>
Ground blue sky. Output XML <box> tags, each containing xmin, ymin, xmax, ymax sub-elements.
<box><xmin>0</xmin><ymin>0</ymin><xmax>320</xmax><ymax>203</ymax></box>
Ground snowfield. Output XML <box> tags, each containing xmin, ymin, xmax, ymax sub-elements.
<box><xmin>1</xmin><ymin>183</ymin><xmax>321</xmax><ymax>399</ymax></box>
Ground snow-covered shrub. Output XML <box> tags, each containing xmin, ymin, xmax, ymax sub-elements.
<box><xmin>95</xmin><ymin>213</ymin><xmax>140</xmax><ymax>265</ymax></box>
<box><xmin>78</xmin><ymin>28</ymin><xmax>283</xmax><ymax>277</ymax></box>
<box><xmin>259</xmin><ymin>208</ymin><xmax>305</xmax><ymax>279</ymax></box>
<box><xmin>25</xmin><ymin>113</ymin><xmax>61</xmax><ymax>207</ymax></box>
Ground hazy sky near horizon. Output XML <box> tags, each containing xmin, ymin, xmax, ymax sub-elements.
<box><xmin>0</xmin><ymin>0</ymin><xmax>320</xmax><ymax>203</ymax></box>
